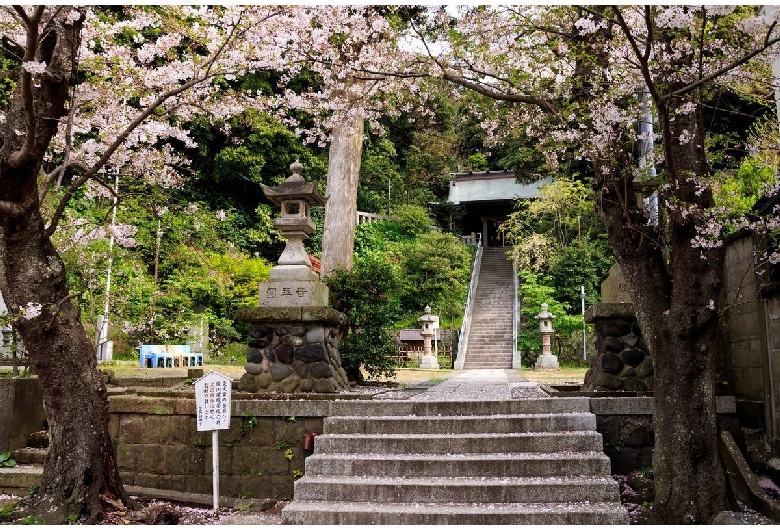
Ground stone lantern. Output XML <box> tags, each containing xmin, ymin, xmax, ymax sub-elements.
<box><xmin>418</xmin><ymin>305</ymin><xmax>439</xmax><ymax>370</ymax></box>
<box><xmin>534</xmin><ymin>303</ymin><xmax>559</xmax><ymax>370</ymax></box>
<box><xmin>234</xmin><ymin>160</ymin><xmax>349</xmax><ymax>395</ymax></box>
<box><xmin>257</xmin><ymin>160</ymin><xmax>329</xmax><ymax>307</ymax></box>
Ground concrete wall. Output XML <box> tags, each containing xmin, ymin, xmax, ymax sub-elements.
<box><xmin>0</xmin><ymin>378</ymin><xmax>46</xmax><ymax>452</ymax></box>
<box><xmin>722</xmin><ymin>232</ymin><xmax>780</xmax><ymax>453</ymax></box>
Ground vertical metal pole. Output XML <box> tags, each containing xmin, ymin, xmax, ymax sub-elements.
<box><xmin>212</xmin><ymin>430</ymin><xmax>219</xmax><ymax>515</ymax></box>
<box><xmin>581</xmin><ymin>285</ymin><xmax>587</xmax><ymax>360</ymax></box>
<box><xmin>388</xmin><ymin>177</ymin><xmax>391</xmax><ymax>217</ymax></box>
<box><xmin>97</xmin><ymin>170</ymin><xmax>119</xmax><ymax>360</ymax></box>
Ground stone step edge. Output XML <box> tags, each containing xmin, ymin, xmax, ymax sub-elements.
<box><xmin>283</xmin><ymin>499</ymin><xmax>627</xmax><ymax>515</ymax></box>
<box><xmin>307</xmin><ymin>450</ymin><xmax>609</xmax><ymax>459</ymax></box>
<box><xmin>326</xmin><ymin>412</ymin><xmax>595</xmax><ymax>421</ymax></box>
<box><xmin>297</xmin><ymin>475</ymin><xmax>618</xmax><ymax>487</ymax></box>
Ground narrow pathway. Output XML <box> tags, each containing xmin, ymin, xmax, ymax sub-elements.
<box><xmin>409</xmin><ymin>368</ymin><xmax>544</xmax><ymax>401</ymax></box>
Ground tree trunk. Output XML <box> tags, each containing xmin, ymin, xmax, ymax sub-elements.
<box><xmin>0</xmin><ymin>8</ymin><xmax>131</xmax><ymax>523</ymax></box>
<box><xmin>0</xmin><ymin>214</ymin><xmax>132</xmax><ymax>523</ymax></box>
<box><xmin>320</xmin><ymin>116</ymin><xmax>364</xmax><ymax>277</ymax></box>
<box><xmin>597</xmin><ymin>103</ymin><xmax>727</xmax><ymax>523</ymax></box>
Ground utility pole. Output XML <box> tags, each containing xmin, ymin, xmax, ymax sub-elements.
<box><xmin>96</xmin><ymin>169</ymin><xmax>119</xmax><ymax>363</ymax></box>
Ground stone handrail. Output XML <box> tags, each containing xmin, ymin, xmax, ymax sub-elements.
<box><xmin>356</xmin><ymin>211</ymin><xmax>394</xmax><ymax>225</ymax></box>
<box><xmin>512</xmin><ymin>252</ymin><xmax>521</xmax><ymax>369</ymax></box>
<box><xmin>454</xmin><ymin>237</ymin><xmax>483</xmax><ymax>369</ymax></box>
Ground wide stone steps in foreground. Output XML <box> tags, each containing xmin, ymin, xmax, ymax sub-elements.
<box><xmin>282</xmin><ymin>396</ymin><xmax>628</xmax><ymax>525</ymax></box>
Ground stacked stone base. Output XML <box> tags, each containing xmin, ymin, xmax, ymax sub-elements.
<box><xmin>235</xmin><ymin>307</ymin><xmax>348</xmax><ymax>394</ymax></box>
<box><xmin>583</xmin><ymin>303</ymin><xmax>654</xmax><ymax>392</ymax></box>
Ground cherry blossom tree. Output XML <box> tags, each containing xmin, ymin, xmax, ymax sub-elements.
<box><xmin>0</xmin><ymin>5</ymin><xmax>412</xmax><ymax>522</ymax></box>
<box><xmin>398</xmin><ymin>5</ymin><xmax>780</xmax><ymax>523</ymax></box>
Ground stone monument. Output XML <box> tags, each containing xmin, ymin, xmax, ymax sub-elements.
<box><xmin>582</xmin><ymin>264</ymin><xmax>654</xmax><ymax>392</ymax></box>
<box><xmin>235</xmin><ymin>161</ymin><xmax>349</xmax><ymax>393</ymax></box>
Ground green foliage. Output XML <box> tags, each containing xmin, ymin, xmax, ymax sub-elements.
<box><xmin>391</xmin><ymin>204</ymin><xmax>432</xmax><ymax>236</ymax></box>
<box><xmin>547</xmin><ymin>239</ymin><xmax>614</xmax><ymax>309</ymax></box>
<box><xmin>713</xmin><ymin>154</ymin><xmax>776</xmax><ymax>231</ymax></box>
<box><xmin>354</xmin><ymin>220</ymin><xmax>415</xmax><ymax>256</ymax></box>
<box><xmin>240</xmin><ymin>414</ymin><xmax>258</xmax><ymax>435</ymax></box>
<box><xmin>517</xmin><ymin>271</ymin><xmax>587</xmax><ymax>367</ymax></box>
<box><xmin>392</xmin><ymin>232</ymin><xmax>474</xmax><ymax>325</ymax></box>
<box><xmin>468</xmin><ymin>152</ymin><xmax>488</xmax><ymax>171</ymax></box>
<box><xmin>0</xmin><ymin>452</ymin><xmax>16</xmax><ymax>468</ymax></box>
<box><xmin>325</xmin><ymin>253</ymin><xmax>401</xmax><ymax>380</ymax></box>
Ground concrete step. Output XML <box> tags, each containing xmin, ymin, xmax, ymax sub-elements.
<box><xmin>10</xmin><ymin>447</ymin><xmax>46</xmax><ymax>465</ymax></box>
<box><xmin>313</xmin><ymin>431</ymin><xmax>604</xmax><ymax>454</ymax></box>
<box><xmin>304</xmin><ymin>451</ymin><xmax>611</xmax><ymax>478</ymax></box>
<box><xmin>283</xmin><ymin>500</ymin><xmax>629</xmax><ymax>525</ymax></box>
<box><xmin>324</xmin><ymin>413</ymin><xmax>597</xmax><ymax>435</ymax></box>
<box><xmin>463</xmin><ymin>363</ymin><xmax>515</xmax><ymax>369</ymax></box>
<box><xmin>0</xmin><ymin>464</ymin><xmax>42</xmax><ymax>495</ymax></box>
<box><xmin>327</xmin><ymin>398</ymin><xmax>591</xmax><ymax>416</ymax></box>
<box><xmin>292</xmin><ymin>475</ymin><xmax>620</xmax><ymax>504</ymax></box>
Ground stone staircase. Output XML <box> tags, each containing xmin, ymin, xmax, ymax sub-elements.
<box><xmin>282</xmin><ymin>398</ymin><xmax>629</xmax><ymax>525</ymax></box>
<box><xmin>464</xmin><ymin>247</ymin><xmax>515</xmax><ymax>368</ymax></box>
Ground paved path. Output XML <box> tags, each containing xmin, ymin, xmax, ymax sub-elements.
<box><xmin>409</xmin><ymin>368</ymin><xmax>547</xmax><ymax>401</ymax></box>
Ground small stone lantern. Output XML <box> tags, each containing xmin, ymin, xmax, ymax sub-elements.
<box><xmin>418</xmin><ymin>305</ymin><xmax>439</xmax><ymax>370</ymax></box>
<box><xmin>534</xmin><ymin>303</ymin><xmax>559</xmax><ymax>370</ymax></box>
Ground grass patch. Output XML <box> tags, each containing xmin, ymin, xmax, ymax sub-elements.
<box><xmin>520</xmin><ymin>365</ymin><xmax>588</xmax><ymax>386</ymax></box>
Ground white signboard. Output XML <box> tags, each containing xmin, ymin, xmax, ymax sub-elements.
<box><xmin>195</xmin><ymin>370</ymin><xmax>232</xmax><ymax>432</ymax></box>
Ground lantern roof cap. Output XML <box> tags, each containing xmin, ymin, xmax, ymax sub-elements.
<box><xmin>260</xmin><ymin>160</ymin><xmax>327</xmax><ymax>207</ymax></box>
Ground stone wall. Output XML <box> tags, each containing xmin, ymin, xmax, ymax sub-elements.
<box><xmin>235</xmin><ymin>307</ymin><xmax>348</xmax><ymax>394</ymax></box>
<box><xmin>582</xmin><ymin>304</ymin><xmax>654</xmax><ymax>392</ymax></box>
<box><xmin>0</xmin><ymin>378</ymin><xmax>46</xmax><ymax>452</ymax></box>
<box><xmin>108</xmin><ymin>395</ymin><xmax>330</xmax><ymax>500</ymax></box>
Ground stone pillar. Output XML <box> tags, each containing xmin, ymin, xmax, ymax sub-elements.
<box><xmin>581</xmin><ymin>264</ymin><xmax>654</xmax><ymax>392</ymax></box>
<box><xmin>534</xmin><ymin>303</ymin><xmax>559</xmax><ymax>370</ymax></box>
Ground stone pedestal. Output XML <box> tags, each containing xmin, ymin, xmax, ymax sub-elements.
<box><xmin>535</xmin><ymin>352</ymin><xmax>559</xmax><ymax>370</ymax></box>
<box><xmin>235</xmin><ymin>307</ymin><xmax>348</xmax><ymax>393</ymax></box>
<box><xmin>582</xmin><ymin>303</ymin><xmax>654</xmax><ymax>391</ymax></box>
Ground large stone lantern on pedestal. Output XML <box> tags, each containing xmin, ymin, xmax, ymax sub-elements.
<box><xmin>418</xmin><ymin>305</ymin><xmax>440</xmax><ymax>370</ymax></box>
<box><xmin>534</xmin><ymin>303</ymin><xmax>559</xmax><ymax>370</ymax></box>
<box><xmin>235</xmin><ymin>161</ymin><xmax>349</xmax><ymax>394</ymax></box>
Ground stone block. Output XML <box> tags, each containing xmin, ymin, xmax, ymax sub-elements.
<box><xmin>271</xmin><ymin>475</ymin><xmax>295</xmax><ymax>501</ymax></box>
<box><xmin>278</xmin><ymin>375</ymin><xmax>300</xmax><ymax>394</ymax></box>
<box><xmin>621</xmin><ymin>377</ymin><xmax>647</xmax><ymax>392</ymax></box>
<box><xmin>116</xmin><ymin>443</ymin><xmax>138</xmax><ymax>471</ymax></box>
<box><xmin>728</xmin><ymin>312</ymin><xmax>762</xmax><ymax>343</ymax></box>
<box><xmin>313</xmin><ymin>378</ymin><xmax>337</xmax><ymax>393</ymax></box>
<box><xmin>246</xmin><ymin>348</ymin><xmax>263</xmax><ymax>363</ymax></box>
<box><xmin>309</xmin><ymin>362</ymin><xmax>332</xmax><ymax>379</ymax></box>
<box><xmin>240</xmin><ymin>475</ymin><xmax>273</xmax><ymax>500</ymax></box>
<box><xmin>244</xmin><ymin>362</ymin><xmax>263</xmax><ymax>375</ymax></box>
<box><xmin>295</xmin><ymin>344</ymin><xmax>326</xmax><ymax>363</ymax></box>
<box><xmin>600</xmin><ymin>352</ymin><xmax>624</xmax><ymax>374</ymax></box>
<box><xmin>622</xmin><ymin>348</ymin><xmax>645</xmax><ymax>367</ymax></box>
<box><xmin>143</xmin><ymin>415</ymin><xmax>192</xmax><ymax>445</ymax></box>
<box><xmin>275</xmin><ymin>344</ymin><xmax>294</xmax><ymax>364</ymax></box>
<box><xmin>256</xmin><ymin>373</ymin><xmax>272</xmax><ymax>389</ymax></box>
<box><xmin>238</xmin><ymin>373</ymin><xmax>260</xmax><ymax>393</ymax></box>
<box><xmin>270</xmin><ymin>363</ymin><xmax>293</xmax><ymax>382</ymax></box>
<box><xmin>133</xmin><ymin>472</ymin><xmax>160</xmax><ymax>490</ymax></box>
<box><xmin>601</xmin><ymin>264</ymin><xmax>633</xmax><ymax>304</ymax></box>
<box><xmin>584</xmin><ymin>303</ymin><xmax>636</xmax><ymax>323</ymax></box>
<box><xmin>284</xmin><ymin>334</ymin><xmax>304</xmax><ymax>347</ymax></box>
<box><xmin>299</xmin><ymin>378</ymin><xmax>313</xmax><ymax>392</ymax></box>
<box><xmin>185</xmin><ymin>474</ymin><xmax>213</xmax><ymax>495</ymax></box>
<box><xmin>635</xmin><ymin>357</ymin><xmax>654</xmax><ymax>379</ymax></box>
<box><xmin>238</xmin><ymin>420</ymin><xmax>275</xmax><ymax>446</ymax></box>
<box><xmin>306</xmin><ymin>326</ymin><xmax>325</xmax><ymax>344</ymax></box>
<box><xmin>118</xmin><ymin>416</ymin><xmax>145</xmax><ymax>445</ymax></box>
<box><xmin>157</xmin><ymin>474</ymin><xmax>187</xmax><ymax>492</ymax></box>
<box><xmin>620</xmin><ymin>417</ymin><xmax>654</xmax><ymax>447</ymax></box>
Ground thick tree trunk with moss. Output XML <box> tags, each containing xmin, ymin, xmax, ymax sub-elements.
<box><xmin>320</xmin><ymin>116</ymin><xmax>364</xmax><ymax>277</ymax></box>
<box><xmin>0</xmin><ymin>8</ymin><xmax>131</xmax><ymax>523</ymax></box>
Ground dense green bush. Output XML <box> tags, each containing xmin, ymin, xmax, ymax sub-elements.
<box><xmin>324</xmin><ymin>253</ymin><xmax>402</xmax><ymax>381</ymax></box>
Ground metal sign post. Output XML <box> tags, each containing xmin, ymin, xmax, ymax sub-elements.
<box><xmin>195</xmin><ymin>371</ymin><xmax>233</xmax><ymax>515</ymax></box>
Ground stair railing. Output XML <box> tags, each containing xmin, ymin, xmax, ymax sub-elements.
<box><xmin>512</xmin><ymin>251</ymin><xmax>521</xmax><ymax>369</ymax></box>
<box><xmin>454</xmin><ymin>235</ymin><xmax>482</xmax><ymax>369</ymax></box>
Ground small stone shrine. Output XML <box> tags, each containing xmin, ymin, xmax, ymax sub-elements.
<box><xmin>582</xmin><ymin>264</ymin><xmax>654</xmax><ymax>392</ymax></box>
<box><xmin>234</xmin><ymin>161</ymin><xmax>349</xmax><ymax>393</ymax></box>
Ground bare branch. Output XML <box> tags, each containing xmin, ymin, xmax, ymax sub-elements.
<box><xmin>441</xmin><ymin>71</ymin><xmax>560</xmax><ymax>115</ymax></box>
